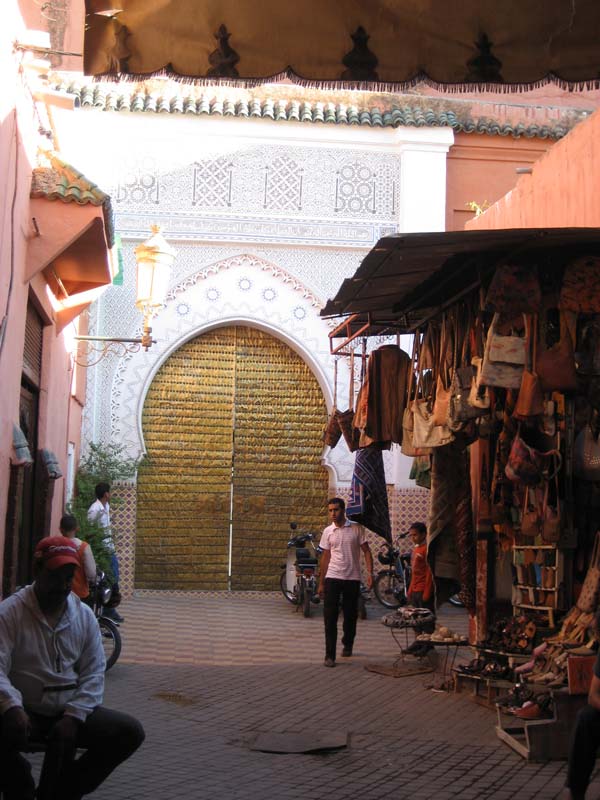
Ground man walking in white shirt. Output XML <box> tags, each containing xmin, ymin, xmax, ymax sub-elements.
<box><xmin>318</xmin><ymin>497</ymin><xmax>373</xmax><ymax>667</ymax></box>
<box><xmin>87</xmin><ymin>483</ymin><xmax>123</xmax><ymax>624</ymax></box>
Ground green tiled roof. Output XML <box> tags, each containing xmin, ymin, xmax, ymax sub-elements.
<box><xmin>49</xmin><ymin>77</ymin><xmax>590</xmax><ymax>140</ymax></box>
<box><xmin>31</xmin><ymin>153</ymin><xmax>115</xmax><ymax>247</ymax></box>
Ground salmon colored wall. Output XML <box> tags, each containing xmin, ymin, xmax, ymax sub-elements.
<box><xmin>0</xmin><ymin>2</ymin><xmax>89</xmax><ymax>584</ymax></box>
<box><xmin>446</xmin><ymin>132</ymin><xmax>554</xmax><ymax>231</ymax></box>
<box><xmin>0</xmin><ymin>5</ymin><xmax>39</xmax><ymax>557</ymax></box>
<box><xmin>466</xmin><ymin>109</ymin><xmax>600</xmax><ymax>231</ymax></box>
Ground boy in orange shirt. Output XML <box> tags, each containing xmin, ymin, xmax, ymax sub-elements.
<box><xmin>406</xmin><ymin>522</ymin><xmax>434</xmax><ymax>610</ymax></box>
<box><xmin>59</xmin><ymin>514</ymin><xmax>97</xmax><ymax>601</ymax></box>
<box><xmin>405</xmin><ymin>522</ymin><xmax>435</xmax><ymax>656</ymax></box>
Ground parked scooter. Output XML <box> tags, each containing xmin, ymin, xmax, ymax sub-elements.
<box><xmin>279</xmin><ymin>523</ymin><xmax>321</xmax><ymax>617</ymax></box>
<box><xmin>89</xmin><ymin>570</ymin><xmax>122</xmax><ymax>670</ymax></box>
<box><xmin>373</xmin><ymin>541</ymin><xmax>412</xmax><ymax>609</ymax></box>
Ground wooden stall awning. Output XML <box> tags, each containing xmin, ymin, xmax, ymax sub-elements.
<box><xmin>84</xmin><ymin>1</ymin><xmax>600</xmax><ymax>91</ymax></box>
<box><xmin>321</xmin><ymin>228</ymin><xmax>600</xmax><ymax>350</ymax></box>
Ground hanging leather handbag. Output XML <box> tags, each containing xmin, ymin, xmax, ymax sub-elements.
<box><xmin>574</xmin><ymin>424</ymin><xmax>600</xmax><ymax>481</ymax></box>
<box><xmin>412</xmin><ymin>396</ymin><xmax>455</xmax><ymax>448</ymax></box>
<box><xmin>514</xmin><ymin>315</ymin><xmax>545</xmax><ymax>421</ymax></box>
<box><xmin>401</xmin><ymin>334</ymin><xmax>432</xmax><ymax>457</ymax></box>
<box><xmin>480</xmin><ymin>313</ymin><xmax>526</xmax><ymax>389</ymax></box>
<box><xmin>323</xmin><ymin>413</ymin><xmax>342</xmax><ymax>448</ymax></box>
<box><xmin>536</xmin><ymin>311</ymin><xmax>577</xmax><ymax>393</ymax></box>
<box><xmin>521</xmin><ymin>486</ymin><xmax>542</xmax><ymax>538</ymax></box>
<box><xmin>505</xmin><ymin>428</ymin><xmax>562</xmax><ymax>486</ymax></box>
<box><xmin>337</xmin><ymin>351</ymin><xmax>360</xmax><ymax>452</ymax></box>
<box><xmin>541</xmin><ymin>488</ymin><xmax>561</xmax><ymax>544</ymax></box>
<box><xmin>432</xmin><ymin>376</ymin><xmax>451</xmax><ymax>426</ymax></box>
<box><xmin>324</xmin><ymin>360</ymin><xmax>343</xmax><ymax>448</ymax></box>
<box><xmin>432</xmin><ymin>318</ymin><xmax>452</xmax><ymax>426</ymax></box>
<box><xmin>485</xmin><ymin>263</ymin><xmax>542</xmax><ymax>314</ymax></box>
<box><xmin>448</xmin><ymin>313</ymin><xmax>486</xmax><ymax>430</ymax></box>
<box><xmin>560</xmin><ymin>255</ymin><xmax>600</xmax><ymax>313</ymax></box>
<box><xmin>468</xmin><ymin>357</ymin><xmax>491</xmax><ymax>410</ymax></box>
<box><xmin>577</xmin><ymin>531</ymin><xmax>600</xmax><ymax>613</ymax></box>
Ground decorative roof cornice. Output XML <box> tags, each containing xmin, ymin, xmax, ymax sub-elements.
<box><xmin>31</xmin><ymin>152</ymin><xmax>115</xmax><ymax>247</ymax></box>
<box><xmin>47</xmin><ymin>75</ymin><xmax>592</xmax><ymax>141</ymax></box>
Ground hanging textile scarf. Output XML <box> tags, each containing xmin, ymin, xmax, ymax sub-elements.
<box><xmin>346</xmin><ymin>447</ymin><xmax>391</xmax><ymax>542</ymax></box>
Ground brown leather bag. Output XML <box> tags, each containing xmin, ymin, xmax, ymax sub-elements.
<box><xmin>514</xmin><ymin>315</ymin><xmax>545</xmax><ymax>420</ymax></box>
<box><xmin>541</xmin><ymin>470</ymin><xmax>561</xmax><ymax>544</ymax></box>
<box><xmin>521</xmin><ymin>486</ymin><xmax>542</xmax><ymax>538</ymax></box>
<box><xmin>401</xmin><ymin>334</ymin><xmax>432</xmax><ymax>457</ymax></box>
<box><xmin>324</xmin><ymin>360</ymin><xmax>343</xmax><ymax>447</ymax></box>
<box><xmin>432</xmin><ymin>318</ymin><xmax>451</xmax><ymax>426</ymax></box>
<box><xmin>536</xmin><ymin>311</ymin><xmax>577</xmax><ymax>393</ymax></box>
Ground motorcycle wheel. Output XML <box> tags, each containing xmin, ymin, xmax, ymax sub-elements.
<box><xmin>303</xmin><ymin>586</ymin><xmax>312</xmax><ymax>618</ymax></box>
<box><xmin>373</xmin><ymin>570</ymin><xmax>405</xmax><ymax>609</ymax></box>
<box><xmin>448</xmin><ymin>593</ymin><xmax>464</xmax><ymax>607</ymax></box>
<box><xmin>279</xmin><ymin>571</ymin><xmax>296</xmax><ymax>604</ymax></box>
<box><xmin>99</xmin><ymin>617</ymin><xmax>121</xmax><ymax>671</ymax></box>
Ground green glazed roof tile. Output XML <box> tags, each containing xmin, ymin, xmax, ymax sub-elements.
<box><xmin>49</xmin><ymin>76</ymin><xmax>591</xmax><ymax>140</ymax></box>
<box><xmin>30</xmin><ymin>152</ymin><xmax>114</xmax><ymax>247</ymax></box>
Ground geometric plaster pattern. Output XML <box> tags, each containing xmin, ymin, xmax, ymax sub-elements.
<box><xmin>106</xmin><ymin>254</ymin><xmax>358</xmax><ymax>483</ymax></box>
<box><xmin>264</xmin><ymin>155</ymin><xmax>303</xmax><ymax>211</ymax></box>
<box><xmin>108</xmin><ymin>144</ymin><xmax>399</xmax><ymax>221</ymax></box>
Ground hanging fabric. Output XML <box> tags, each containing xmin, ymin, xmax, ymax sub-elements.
<box><xmin>338</xmin><ymin>349</ymin><xmax>360</xmax><ymax>452</ymax></box>
<box><xmin>346</xmin><ymin>446</ymin><xmax>391</xmax><ymax>542</ymax></box>
<box><xmin>361</xmin><ymin>341</ymin><xmax>410</xmax><ymax>445</ymax></box>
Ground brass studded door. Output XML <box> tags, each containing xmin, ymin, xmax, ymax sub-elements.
<box><xmin>136</xmin><ymin>326</ymin><xmax>328</xmax><ymax>590</ymax></box>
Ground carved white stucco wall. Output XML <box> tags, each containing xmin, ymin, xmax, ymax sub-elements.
<box><xmin>51</xmin><ymin>101</ymin><xmax>453</xmax><ymax>487</ymax></box>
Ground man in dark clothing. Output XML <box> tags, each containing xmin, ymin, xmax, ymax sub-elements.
<box><xmin>318</xmin><ymin>498</ymin><xmax>373</xmax><ymax>668</ymax></box>
<box><xmin>565</xmin><ymin>643</ymin><xmax>600</xmax><ymax>799</ymax></box>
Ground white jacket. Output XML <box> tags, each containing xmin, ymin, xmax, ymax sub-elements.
<box><xmin>0</xmin><ymin>586</ymin><xmax>105</xmax><ymax>721</ymax></box>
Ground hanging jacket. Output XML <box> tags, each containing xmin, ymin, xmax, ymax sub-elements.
<box><xmin>0</xmin><ymin>585</ymin><xmax>105</xmax><ymax>721</ymax></box>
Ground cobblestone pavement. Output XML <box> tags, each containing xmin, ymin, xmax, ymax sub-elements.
<box><xmin>77</xmin><ymin>593</ymin><xmax>598</xmax><ymax>800</ymax></box>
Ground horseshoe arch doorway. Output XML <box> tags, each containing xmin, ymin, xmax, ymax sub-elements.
<box><xmin>135</xmin><ymin>325</ymin><xmax>329</xmax><ymax>590</ymax></box>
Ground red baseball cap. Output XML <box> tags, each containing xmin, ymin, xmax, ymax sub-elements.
<box><xmin>34</xmin><ymin>536</ymin><xmax>80</xmax><ymax>570</ymax></box>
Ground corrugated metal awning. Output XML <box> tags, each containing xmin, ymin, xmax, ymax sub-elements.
<box><xmin>321</xmin><ymin>228</ymin><xmax>600</xmax><ymax>338</ymax></box>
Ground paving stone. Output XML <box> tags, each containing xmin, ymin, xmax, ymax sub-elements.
<box><xmin>41</xmin><ymin>592</ymin><xmax>598</xmax><ymax>799</ymax></box>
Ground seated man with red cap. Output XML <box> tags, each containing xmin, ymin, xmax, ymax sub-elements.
<box><xmin>0</xmin><ymin>536</ymin><xmax>144</xmax><ymax>800</ymax></box>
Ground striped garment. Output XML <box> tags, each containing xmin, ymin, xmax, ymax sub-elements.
<box><xmin>320</xmin><ymin>519</ymin><xmax>366</xmax><ymax>581</ymax></box>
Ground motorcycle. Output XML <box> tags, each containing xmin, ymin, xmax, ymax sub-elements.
<box><xmin>373</xmin><ymin>542</ymin><xmax>412</xmax><ymax>609</ymax></box>
<box><xmin>279</xmin><ymin>523</ymin><xmax>320</xmax><ymax>617</ymax></box>
<box><xmin>89</xmin><ymin>571</ymin><xmax>122</xmax><ymax>670</ymax></box>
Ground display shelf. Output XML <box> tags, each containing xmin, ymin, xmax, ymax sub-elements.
<box><xmin>515</xmin><ymin>585</ymin><xmax>557</xmax><ymax>591</ymax></box>
<box><xmin>513</xmin><ymin>545</ymin><xmax>557</xmax><ymax>550</ymax></box>
<box><xmin>513</xmin><ymin>603</ymin><xmax>555</xmax><ymax>627</ymax></box>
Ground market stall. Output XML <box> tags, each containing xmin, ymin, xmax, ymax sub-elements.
<box><xmin>322</xmin><ymin>227</ymin><xmax>600</xmax><ymax>757</ymax></box>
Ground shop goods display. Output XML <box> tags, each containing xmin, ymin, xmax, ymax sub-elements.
<box><xmin>381</xmin><ymin>606</ymin><xmax>435</xmax><ymax>629</ymax></box>
<box><xmin>481</xmin><ymin>615</ymin><xmax>541</xmax><ymax>655</ymax></box>
<box><xmin>415</xmin><ymin>625</ymin><xmax>465</xmax><ymax>643</ymax></box>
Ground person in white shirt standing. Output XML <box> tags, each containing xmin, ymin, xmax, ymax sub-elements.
<box><xmin>318</xmin><ymin>497</ymin><xmax>373</xmax><ymax>668</ymax></box>
<box><xmin>87</xmin><ymin>483</ymin><xmax>124</xmax><ymax>624</ymax></box>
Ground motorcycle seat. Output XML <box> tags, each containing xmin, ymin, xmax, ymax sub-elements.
<box><xmin>294</xmin><ymin>547</ymin><xmax>318</xmax><ymax>567</ymax></box>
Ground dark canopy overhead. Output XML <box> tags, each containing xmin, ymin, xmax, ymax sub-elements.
<box><xmin>84</xmin><ymin>0</ymin><xmax>600</xmax><ymax>91</ymax></box>
<box><xmin>322</xmin><ymin>228</ymin><xmax>600</xmax><ymax>338</ymax></box>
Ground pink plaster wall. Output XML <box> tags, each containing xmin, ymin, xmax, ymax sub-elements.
<box><xmin>466</xmin><ymin>109</ymin><xmax>600</xmax><ymax>231</ymax></box>
<box><xmin>0</xmin><ymin>2</ymin><xmax>88</xmax><ymax>582</ymax></box>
